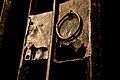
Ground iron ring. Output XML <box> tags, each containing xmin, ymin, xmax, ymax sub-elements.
<box><xmin>56</xmin><ymin>10</ymin><xmax>81</xmax><ymax>40</ymax></box>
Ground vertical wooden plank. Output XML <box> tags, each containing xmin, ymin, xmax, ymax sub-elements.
<box><xmin>0</xmin><ymin>0</ymin><xmax>5</xmax><ymax>22</ymax></box>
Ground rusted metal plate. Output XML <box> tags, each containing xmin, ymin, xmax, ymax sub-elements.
<box><xmin>17</xmin><ymin>11</ymin><xmax>53</xmax><ymax>80</ymax></box>
<box><xmin>54</xmin><ymin>0</ymin><xmax>91</xmax><ymax>63</ymax></box>
<box><xmin>59</xmin><ymin>0</ymin><xmax>91</xmax><ymax>51</ymax></box>
<box><xmin>23</xmin><ymin>12</ymin><xmax>53</xmax><ymax>60</ymax></box>
<box><xmin>17</xmin><ymin>1</ymin><xmax>54</xmax><ymax>80</ymax></box>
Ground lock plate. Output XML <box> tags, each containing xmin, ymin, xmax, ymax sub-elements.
<box><xmin>53</xmin><ymin>0</ymin><xmax>91</xmax><ymax>63</ymax></box>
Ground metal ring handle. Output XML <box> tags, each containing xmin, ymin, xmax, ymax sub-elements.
<box><xmin>56</xmin><ymin>10</ymin><xmax>81</xmax><ymax>40</ymax></box>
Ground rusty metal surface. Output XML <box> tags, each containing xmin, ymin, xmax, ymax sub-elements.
<box><xmin>17</xmin><ymin>11</ymin><xmax>53</xmax><ymax>80</ymax></box>
<box><xmin>51</xmin><ymin>1</ymin><xmax>92</xmax><ymax>80</ymax></box>
<box><xmin>54</xmin><ymin>0</ymin><xmax>91</xmax><ymax>63</ymax></box>
<box><xmin>60</xmin><ymin>0</ymin><xmax>91</xmax><ymax>54</ymax></box>
<box><xmin>17</xmin><ymin>0</ymin><xmax>92</xmax><ymax>80</ymax></box>
<box><xmin>23</xmin><ymin>11</ymin><xmax>53</xmax><ymax>60</ymax></box>
<box><xmin>18</xmin><ymin>0</ymin><xmax>91</xmax><ymax>63</ymax></box>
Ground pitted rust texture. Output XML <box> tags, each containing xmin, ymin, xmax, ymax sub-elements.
<box><xmin>56</xmin><ymin>0</ymin><xmax>91</xmax><ymax>58</ymax></box>
<box><xmin>23</xmin><ymin>11</ymin><xmax>53</xmax><ymax>60</ymax></box>
<box><xmin>18</xmin><ymin>0</ymin><xmax>92</xmax><ymax>79</ymax></box>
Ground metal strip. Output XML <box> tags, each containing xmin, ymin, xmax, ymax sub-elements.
<box><xmin>45</xmin><ymin>0</ymin><xmax>56</xmax><ymax>80</ymax></box>
<box><xmin>17</xmin><ymin>0</ymin><xmax>33</xmax><ymax>80</ymax></box>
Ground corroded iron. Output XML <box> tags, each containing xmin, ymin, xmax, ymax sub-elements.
<box><xmin>17</xmin><ymin>0</ymin><xmax>92</xmax><ymax>80</ymax></box>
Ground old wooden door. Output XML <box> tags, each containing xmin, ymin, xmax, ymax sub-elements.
<box><xmin>17</xmin><ymin>0</ymin><xmax>92</xmax><ymax>80</ymax></box>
